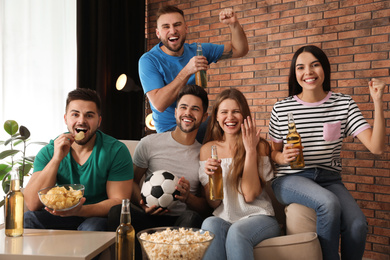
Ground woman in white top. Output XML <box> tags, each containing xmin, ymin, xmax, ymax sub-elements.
<box><xmin>199</xmin><ymin>89</ymin><xmax>280</xmax><ymax>260</ymax></box>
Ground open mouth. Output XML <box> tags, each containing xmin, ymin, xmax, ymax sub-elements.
<box><xmin>304</xmin><ymin>78</ymin><xmax>317</xmax><ymax>83</ymax></box>
<box><xmin>225</xmin><ymin>122</ymin><xmax>238</xmax><ymax>128</ymax></box>
<box><xmin>75</xmin><ymin>128</ymin><xmax>87</xmax><ymax>133</ymax></box>
<box><xmin>168</xmin><ymin>36</ymin><xmax>179</xmax><ymax>42</ymax></box>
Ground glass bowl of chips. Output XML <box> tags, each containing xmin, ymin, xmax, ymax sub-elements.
<box><xmin>137</xmin><ymin>227</ymin><xmax>214</xmax><ymax>260</ymax></box>
<box><xmin>38</xmin><ymin>184</ymin><xmax>85</xmax><ymax>211</ymax></box>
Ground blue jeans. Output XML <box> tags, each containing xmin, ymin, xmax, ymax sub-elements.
<box><xmin>201</xmin><ymin>215</ymin><xmax>280</xmax><ymax>260</ymax></box>
<box><xmin>24</xmin><ymin>210</ymin><xmax>108</xmax><ymax>231</ymax></box>
<box><xmin>272</xmin><ymin>168</ymin><xmax>367</xmax><ymax>260</ymax></box>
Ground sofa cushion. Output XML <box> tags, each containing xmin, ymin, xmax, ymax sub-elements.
<box><xmin>285</xmin><ymin>203</ymin><xmax>317</xmax><ymax>235</ymax></box>
<box><xmin>254</xmin><ymin>232</ymin><xmax>322</xmax><ymax>260</ymax></box>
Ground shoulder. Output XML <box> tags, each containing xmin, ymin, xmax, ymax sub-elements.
<box><xmin>258</xmin><ymin>139</ymin><xmax>271</xmax><ymax>157</ymax></box>
<box><xmin>200</xmin><ymin>141</ymin><xmax>217</xmax><ymax>160</ymax></box>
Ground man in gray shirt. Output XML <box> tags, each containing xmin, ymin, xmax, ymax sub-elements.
<box><xmin>131</xmin><ymin>84</ymin><xmax>211</xmax><ymax>259</ymax></box>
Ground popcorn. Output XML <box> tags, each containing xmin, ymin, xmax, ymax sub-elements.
<box><xmin>139</xmin><ymin>227</ymin><xmax>213</xmax><ymax>260</ymax></box>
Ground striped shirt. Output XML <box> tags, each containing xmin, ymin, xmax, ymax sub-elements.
<box><xmin>269</xmin><ymin>91</ymin><xmax>370</xmax><ymax>177</ymax></box>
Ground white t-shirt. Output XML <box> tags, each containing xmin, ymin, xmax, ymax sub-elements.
<box><xmin>133</xmin><ymin>131</ymin><xmax>202</xmax><ymax>215</ymax></box>
<box><xmin>199</xmin><ymin>157</ymin><xmax>275</xmax><ymax>223</ymax></box>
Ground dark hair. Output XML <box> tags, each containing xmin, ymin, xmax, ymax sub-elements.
<box><xmin>288</xmin><ymin>45</ymin><xmax>331</xmax><ymax>96</ymax></box>
<box><xmin>156</xmin><ymin>5</ymin><xmax>184</xmax><ymax>21</ymax></box>
<box><xmin>66</xmin><ymin>88</ymin><xmax>101</xmax><ymax>115</ymax></box>
<box><xmin>177</xmin><ymin>85</ymin><xmax>209</xmax><ymax>114</ymax></box>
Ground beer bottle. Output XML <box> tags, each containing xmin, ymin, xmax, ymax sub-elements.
<box><xmin>286</xmin><ymin>113</ymin><xmax>305</xmax><ymax>169</ymax></box>
<box><xmin>209</xmin><ymin>145</ymin><xmax>223</xmax><ymax>200</ymax></box>
<box><xmin>195</xmin><ymin>43</ymin><xmax>207</xmax><ymax>88</ymax></box>
<box><xmin>116</xmin><ymin>199</ymin><xmax>135</xmax><ymax>260</ymax></box>
<box><xmin>5</xmin><ymin>166</ymin><xmax>24</xmax><ymax>237</ymax></box>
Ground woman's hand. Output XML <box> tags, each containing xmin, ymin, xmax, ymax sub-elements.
<box><xmin>204</xmin><ymin>158</ymin><xmax>220</xmax><ymax>176</ymax></box>
<box><xmin>369</xmin><ymin>78</ymin><xmax>386</xmax><ymax>103</ymax></box>
<box><xmin>241</xmin><ymin>116</ymin><xmax>261</xmax><ymax>153</ymax></box>
<box><xmin>280</xmin><ymin>144</ymin><xmax>303</xmax><ymax>165</ymax></box>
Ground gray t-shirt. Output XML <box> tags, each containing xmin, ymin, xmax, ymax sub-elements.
<box><xmin>133</xmin><ymin>131</ymin><xmax>202</xmax><ymax>215</ymax></box>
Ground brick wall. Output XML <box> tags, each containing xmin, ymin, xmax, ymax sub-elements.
<box><xmin>144</xmin><ymin>0</ymin><xmax>390</xmax><ymax>259</ymax></box>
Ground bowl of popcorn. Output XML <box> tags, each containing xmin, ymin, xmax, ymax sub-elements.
<box><xmin>38</xmin><ymin>184</ymin><xmax>84</xmax><ymax>211</ymax></box>
<box><xmin>137</xmin><ymin>227</ymin><xmax>214</xmax><ymax>260</ymax></box>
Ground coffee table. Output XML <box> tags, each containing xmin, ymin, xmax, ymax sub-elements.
<box><xmin>0</xmin><ymin>226</ymin><xmax>115</xmax><ymax>260</ymax></box>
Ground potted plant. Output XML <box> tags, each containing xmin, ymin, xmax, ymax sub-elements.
<box><xmin>0</xmin><ymin>120</ymin><xmax>47</xmax><ymax>208</ymax></box>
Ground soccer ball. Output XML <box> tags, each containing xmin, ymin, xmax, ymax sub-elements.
<box><xmin>141</xmin><ymin>170</ymin><xmax>180</xmax><ymax>209</ymax></box>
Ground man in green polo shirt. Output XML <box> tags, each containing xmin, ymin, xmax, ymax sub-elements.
<box><xmin>23</xmin><ymin>88</ymin><xmax>133</xmax><ymax>231</ymax></box>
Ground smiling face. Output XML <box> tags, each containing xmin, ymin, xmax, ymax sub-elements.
<box><xmin>64</xmin><ymin>100</ymin><xmax>101</xmax><ymax>145</ymax></box>
<box><xmin>175</xmin><ymin>94</ymin><xmax>205</xmax><ymax>133</ymax></box>
<box><xmin>216</xmin><ymin>99</ymin><xmax>243</xmax><ymax>135</ymax></box>
<box><xmin>156</xmin><ymin>12</ymin><xmax>188</xmax><ymax>56</ymax></box>
<box><xmin>295</xmin><ymin>51</ymin><xmax>325</xmax><ymax>93</ymax></box>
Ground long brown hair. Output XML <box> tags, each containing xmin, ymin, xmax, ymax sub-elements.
<box><xmin>204</xmin><ymin>88</ymin><xmax>271</xmax><ymax>194</ymax></box>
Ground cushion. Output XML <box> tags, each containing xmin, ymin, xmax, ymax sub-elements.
<box><xmin>285</xmin><ymin>203</ymin><xmax>317</xmax><ymax>235</ymax></box>
<box><xmin>254</xmin><ymin>232</ymin><xmax>322</xmax><ymax>260</ymax></box>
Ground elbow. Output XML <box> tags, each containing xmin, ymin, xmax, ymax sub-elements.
<box><xmin>243</xmin><ymin>192</ymin><xmax>259</xmax><ymax>203</ymax></box>
<box><xmin>371</xmin><ymin>148</ymin><xmax>384</xmax><ymax>155</ymax></box>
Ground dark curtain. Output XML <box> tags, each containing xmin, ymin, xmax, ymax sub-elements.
<box><xmin>77</xmin><ymin>0</ymin><xmax>145</xmax><ymax>140</ymax></box>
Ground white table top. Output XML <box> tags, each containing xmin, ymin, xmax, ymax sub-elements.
<box><xmin>0</xmin><ymin>228</ymin><xmax>115</xmax><ymax>260</ymax></box>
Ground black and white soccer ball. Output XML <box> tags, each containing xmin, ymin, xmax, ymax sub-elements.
<box><xmin>140</xmin><ymin>170</ymin><xmax>180</xmax><ymax>209</ymax></box>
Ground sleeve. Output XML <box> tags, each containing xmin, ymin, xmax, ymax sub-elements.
<box><xmin>268</xmin><ymin>105</ymin><xmax>283</xmax><ymax>143</ymax></box>
<box><xmin>345</xmin><ymin>97</ymin><xmax>371</xmax><ymax>138</ymax></box>
<box><xmin>203</xmin><ymin>43</ymin><xmax>224</xmax><ymax>63</ymax></box>
<box><xmin>107</xmin><ymin>142</ymin><xmax>134</xmax><ymax>181</ymax></box>
<box><xmin>33</xmin><ymin>142</ymin><xmax>54</xmax><ymax>172</ymax></box>
<box><xmin>260</xmin><ymin>157</ymin><xmax>274</xmax><ymax>182</ymax></box>
<box><xmin>132</xmin><ymin>137</ymin><xmax>149</xmax><ymax>169</ymax></box>
<box><xmin>198</xmin><ymin>161</ymin><xmax>209</xmax><ymax>186</ymax></box>
<box><xmin>138</xmin><ymin>53</ymin><xmax>165</xmax><ymax>94</ymax></box>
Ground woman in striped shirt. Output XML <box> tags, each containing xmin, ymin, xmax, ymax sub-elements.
<box><xmin>268</xmin><ymin>45</ymin><xmax>386</xmax><ymax>260</ymax></box>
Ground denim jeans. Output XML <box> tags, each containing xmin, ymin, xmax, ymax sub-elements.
<box><xmin>201</xmin><ymin>215</ymin><xmax>280</xmax><ymax>260</ymax></box>
<box><xmin>272</xmin><ymin>168</ymin><xmax>367</xmax><ymax>260</ymax></box>
<box><xmin>24</xmin><ymin>210</ymin><xmax>108</xmax><ymax>231</ymax></box>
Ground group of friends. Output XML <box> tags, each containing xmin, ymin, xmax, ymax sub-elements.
<box><xmin>23</xmin><ymin>5</ymin><xmax>386</xmax><ymax>260</ymax></box>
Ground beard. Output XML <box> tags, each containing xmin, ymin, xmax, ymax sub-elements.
<box><xmin>160</xmin><ymin>36</ymin><xmax>186</xmax><ymax>53</ymax></box>
<box><xmin>176</xmin><ymin>115</ymin><xmax>201</xmax><ymax>134</ymax></box>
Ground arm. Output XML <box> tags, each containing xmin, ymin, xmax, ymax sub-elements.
<box><xmin>218</xmin><ymin>8</ymin><xmax>249</xmax><ymax>60</ymax></box>
<box><xmin>356</xmin><ymin>78</ymin><xmax>386</xmax><ymax>154</ymax></box>
<box><xmin>175</xmin><ymin>177</ymin><xmax>213</xmax><ymax>217</ymax></box>
<box><xmin>24</xmin><ymin>133</ymin><xmax>75</xmax><ymax>211</ymax></box>
<box><xmin>200</xmin><ymin>143</ymin><xmax>222</xmax><ymax>209</ymax></box>
<box><xmin>131</xmin><ymin>164</ymin><xmax>147</xmax><ymax>207</ymax></box>
<box><xmin>144</xmin><ymin>56</ymin><xmax>208</xmax><ymax>113</ymax></box>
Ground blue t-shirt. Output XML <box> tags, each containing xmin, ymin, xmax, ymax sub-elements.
<box><xmin>139</xmin><ymin>42</ymin><xmax>224</xmax><ymax>132</ymax></box>
<box><xmin>33</xmin><ymin>130</ymin><xmax>134</xmax><ymax>205</ymax></box>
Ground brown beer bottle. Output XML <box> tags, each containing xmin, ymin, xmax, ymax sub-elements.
<box><xmin>209</xmin><ymin>145</ymin><xmax>223</xmax><ymax>200</ymax></box>
<box><xmin>5</xmin><ymin>166</ymin><xmax>24</xmax><ymax>237</ymax></box>
<box><xmin>116</xmin><ymin>199</ymin><xmax>135</xmax><ymax>260</ymax></box>
<box><xmin>286</xmin><ymin>113</ymin><xmax>305</xmax><ymax>169</ymax></box>
<box><xmin>195</xmin><ymin>43</ymin><xmax>207</xmax><ymax>88</ymax></box>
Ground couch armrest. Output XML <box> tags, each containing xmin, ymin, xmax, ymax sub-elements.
<box><xmin>254</xmin><ymin>232</ymin><xmax>322</xmax><ymax>260</ymax></box>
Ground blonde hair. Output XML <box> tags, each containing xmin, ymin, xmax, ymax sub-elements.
<box><xmin>203</xmin><ymin>88</ymin><xmax>272</xmax><ymax>194</ymax></box>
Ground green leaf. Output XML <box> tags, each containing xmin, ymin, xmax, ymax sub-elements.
<box><xmin>0</xmin><ymin>149</ymin><xmax>20</xmax><ymax>159</ymax></box>
<box><xmin>0</xmin><ymin>199</ymin><xmax>4</xmax><ymax>208</ymax></box>
<box><xmin>21</xmin><ymin>164</ymin><xmax>32</xmax><ymax>175</ymax></box>
<box><xmin>19</xmin><ymin>125</ymin><xmax>30</xmax><ymax>139</ymax></box>
<box><xmin>2</xmin><ymin>172</ymin><xmax>11</xmax><ymax>194</ymax></box>
<box><xmin>4</xmin><ymin>136</ymin><xmax>20</xmax><ymax>146</ymax></box>
<box><xmin>13</xmin><ymin>139</ymin><xmax>24</xmax><ymax>146</ymax></box>
<box><xmin>0</xmin><ymin>164</ymin><xmax>12</xmax><ymax>176</ymax></box>
<box><xmin>4</xmin><ymin>120</ymin><xmax>18</xmax><ymax>136</ymax></box>
<box><xmin>23</xmin><ymin>156</ymin><xmax>36</xmax><ymax>163</ymax></box>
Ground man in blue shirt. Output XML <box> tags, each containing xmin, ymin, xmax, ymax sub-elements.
<box><xmin>139</xmin><ymin>5</ymin><xmax>248</xmax><ymax>142</ymax></box>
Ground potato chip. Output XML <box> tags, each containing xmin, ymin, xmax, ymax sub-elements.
<box><xmin>75</xmin><ymin>131</ymin><xmax>85</xmax><ymax>141</ymax></box>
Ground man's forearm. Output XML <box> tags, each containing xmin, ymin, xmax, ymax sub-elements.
<box><xmin>229</xmin><ymin>21</ymin><xmax>249</xmax><ymax>58</ymax></box>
